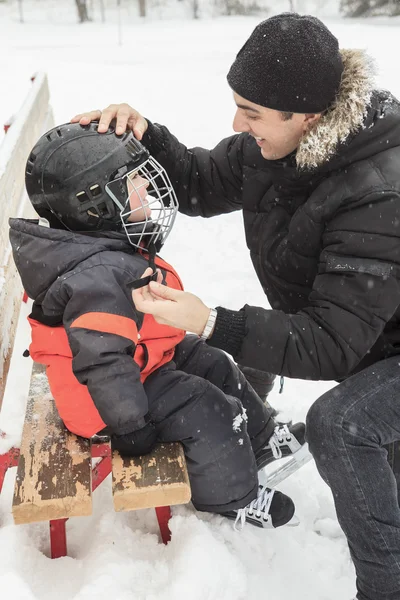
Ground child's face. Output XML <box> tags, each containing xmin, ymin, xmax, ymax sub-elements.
<box><xmin>126</xmin><ymin>173</ymin><xmax>151</xmax><ymax>222</ymax></box>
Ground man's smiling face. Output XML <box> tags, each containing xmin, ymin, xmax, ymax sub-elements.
<box><xmin>232</xmin><ymin>92</ymin><xmax>320</xmax><ymax>161</ymax></box>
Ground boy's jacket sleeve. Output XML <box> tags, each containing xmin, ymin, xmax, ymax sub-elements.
<box><xmin>43</xmin><ymin>264</ymin><xmax>148</xmax><ymax>435</ymax></box>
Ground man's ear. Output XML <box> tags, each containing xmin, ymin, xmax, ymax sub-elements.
<box><xmin>302</xmin><ymin>113</ymin><xmax>322</xmax><ymax>133</ymax></box>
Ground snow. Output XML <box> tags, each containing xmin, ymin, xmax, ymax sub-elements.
<box><xmin>232</xmin><ymin>407</ymin><xmax>248</xmax><ymax>432</ymax></box>
<box><xmin>0</xmin><ymin>2</ymin><xmax>399</xmax><ymax>598</ymax></box>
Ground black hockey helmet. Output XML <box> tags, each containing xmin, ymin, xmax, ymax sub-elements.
<box><xmin>25</xmin><ymin>122</ymin><xmax>178</xmax><ymax>250</ymax></box>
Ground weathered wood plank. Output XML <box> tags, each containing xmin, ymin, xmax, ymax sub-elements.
<box><xmin>12</xmin><ymin>363</ymin><xmax>92</xmax><ymax>524</ymax></box>
<box><xmin>112</xmin><ymin>442</ymin><xmax>191</xmax><ymax>511</ymax></box>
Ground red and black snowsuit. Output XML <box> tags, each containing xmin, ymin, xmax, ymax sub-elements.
<box><xmin>9</xmin><ymin>218</ymin><xmax>273</xmax><ymax>513</ymax></box>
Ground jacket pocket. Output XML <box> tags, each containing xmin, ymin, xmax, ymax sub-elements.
<box><xmin>135</xmin><ymin>342</ymin><xmax>149</xmax><ymax>372</ymax></box>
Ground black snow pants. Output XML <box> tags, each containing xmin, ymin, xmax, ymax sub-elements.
<box><xmin>142</xmin><ymin>335</ymin><xmax>276</xmax><ymax>513</ymax></box>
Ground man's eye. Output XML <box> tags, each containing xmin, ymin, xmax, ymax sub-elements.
<box><xmin>247</xmin><ymin>115</ymin><xmax>258</xmax><ymax>121</ymax></box>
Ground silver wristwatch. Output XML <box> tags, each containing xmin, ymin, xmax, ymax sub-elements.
<box><xmin>200</xmin><ymin>308</ymin><xmax>217</xmax><ymax>340</ymax></box>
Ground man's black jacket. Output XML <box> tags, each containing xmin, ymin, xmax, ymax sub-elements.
<box><xmin>141</xmin><ymin>49</ymin><xmax>400</xmax><ymax>381</ymax></box>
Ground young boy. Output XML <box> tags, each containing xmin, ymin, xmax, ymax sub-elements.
<box><xmin>10</xmin><ymin>122</ymin><xmax>305</xmax><ymax>529</ymax></box>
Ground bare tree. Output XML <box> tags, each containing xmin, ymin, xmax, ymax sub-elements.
<box><xmin>176</xmin><ymin>0</ymin><xmax>199</xmax><ymax>17</ymax></box>
<box><xmin>338</xmin><ymin>0</ymin><xmax>396</xmax><ymax>16</ymax></box>
<box><xmin>219</xmin><ymin>0</ymin><xmax>263</xmax><ymax>15</ymax></box>
<box><xmin>75</xmin><ymin>0</ymin><xmax>90</xmax><ymax>23</ymax></box>
<box><xmin>18</xmin><ymin>0</ymin><xmax>24</xmax><ymax>23</ymax></box>
<box><xmin>392</xmin><ymin>0</ymin><xmax>400</xmax><ymax>15</ymax></box>
<box><xmin>99</xmin><ymin>0</ymin><xmax>105</xmax><ymax>22</ymax></box>
<box><xmin>138</xmin><ymin>0</ymin><xmax>146</xmax><ymax>17</ymax></box>
<box><xmin>117</xmin><ymin>0</ymin><xmax>122</xmax><ymax>45</ymax></box>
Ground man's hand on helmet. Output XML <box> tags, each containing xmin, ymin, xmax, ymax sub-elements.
<box><xmin>71</xmin><ymin>103</ymin><xmax>148</xmax><ymax>140</ymax></box>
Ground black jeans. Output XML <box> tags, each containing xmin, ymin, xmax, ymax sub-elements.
<box><xmin>306</xmin><ymin>356</ymin><xmax>400</xmax><ymax>600</ymax></box>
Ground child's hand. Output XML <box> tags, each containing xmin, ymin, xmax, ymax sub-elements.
<box><xmin>111</xmin><ymin>421</ymin><xmax>157</xmax><ymax>457</ymax></box>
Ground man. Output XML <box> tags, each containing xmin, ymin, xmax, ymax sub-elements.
<box><xmin>72</xmin><ymin>12</ymin><xmax>400</xmax><ymax>600</ymax></box>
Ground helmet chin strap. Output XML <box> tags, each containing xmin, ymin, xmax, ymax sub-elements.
<box><xmin>146</xmin><ymin>240</ymin><xmax>157</xmax><ymax>274</ymax></box>
<box><xmin>128</xmin><ymin>241</ymin><xmax>159</xmax><ymax>291</ymax></box>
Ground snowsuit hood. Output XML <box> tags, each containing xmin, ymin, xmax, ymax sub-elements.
<box><xmin>9</xmin><ymin>218</ymin><xmax>136</xmax><ymax>302</ymax></box>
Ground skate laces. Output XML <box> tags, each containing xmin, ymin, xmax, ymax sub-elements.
<box><xmin>234</xmin><ymin>486</ymin><xmax>275</xmax><ymax>531</ymax></box>
<box><xmin>269</xmin><ymin>424</ymin><xmax>292</xmax><ymax>459</ymax></box>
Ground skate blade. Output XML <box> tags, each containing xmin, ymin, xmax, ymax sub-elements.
<box><xmin>259</xmin><ymin>443</ymin><xmax>313</xmax><ymax>489</ymax></box>
<box><xmin>286</xmin><ymin>514</ymin><xmax>300</xmax><ymax>527</ymax></box>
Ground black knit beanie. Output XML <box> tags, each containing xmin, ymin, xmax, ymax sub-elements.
<box><xmin>227</xmin><ymin>13</ymin><xmax>343</xmax><ymax>114</ymax></box>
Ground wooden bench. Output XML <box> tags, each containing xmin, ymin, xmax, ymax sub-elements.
<box><xmin>0</xmin><ymin>363</ymin><xmax>191</xmax><ymax>557</ymax></box>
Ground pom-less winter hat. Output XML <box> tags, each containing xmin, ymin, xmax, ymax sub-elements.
<box><xmin>227</xmin><ymin>13</ymin><xmax>344</xmax><ymax>114</ymax></box>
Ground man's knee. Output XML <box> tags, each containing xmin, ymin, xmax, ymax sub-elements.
<box><xmin>237</xmin><ymin>364</ymin><xmax>276</xmax><ymax>401</ymax></box>
<box><xmin>306</xmin><ymin>386</ymin><xmax>344</xmax><ymax>460</ymax></box>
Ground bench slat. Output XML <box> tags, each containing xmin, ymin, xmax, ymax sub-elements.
<box><xmin>12</xmin><ymin>363</ymin><xmax>92</xmax><ymax>524</ymax></box>
<box><xmin>112</xmin><ymin>442</ymin><xmax>191</xmax><ymax>511</ymax></box>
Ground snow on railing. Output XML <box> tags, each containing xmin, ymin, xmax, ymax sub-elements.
<box><xmin>0</xmin><ymin>72</ymin><xmax>54</xmax><ymax>406</ymax></box>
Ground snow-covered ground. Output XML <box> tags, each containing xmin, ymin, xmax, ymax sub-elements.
<box><xmin>1</xmin><ymin>2</ymin><xmax>400</xmax><ymax>598</ymax></box>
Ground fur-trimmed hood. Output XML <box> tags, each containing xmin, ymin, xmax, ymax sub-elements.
<box><xmin>297</xmin><ymin>49</ymin><xmax>376</xmax><ymax>170</ymax></box>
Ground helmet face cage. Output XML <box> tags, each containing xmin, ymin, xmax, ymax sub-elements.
<box><xmin>105</xmin><ymin>156</ymin><xmax>179</xmax><ymax>250</ymax></box>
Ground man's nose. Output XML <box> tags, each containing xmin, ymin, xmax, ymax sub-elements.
<box><xmin>233</xmin><ymin>111</ymin><xmax>249</xmax><ymax>133</ymax></box>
